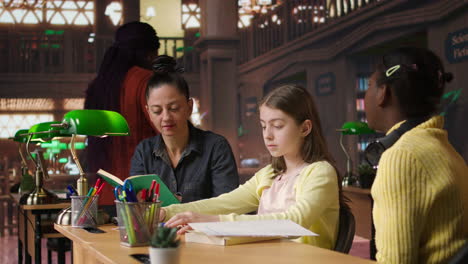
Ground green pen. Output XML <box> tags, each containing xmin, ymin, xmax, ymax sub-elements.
<box><xmin>76</xmin><ymin>187</ymin><xmax>94</xmax><ymax>223</ymax></box>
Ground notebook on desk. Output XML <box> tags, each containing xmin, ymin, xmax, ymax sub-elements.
<box><xmin>185</xmin><ymin>219</ymin><xmax>318</xmax><ymax>246</ymax></box>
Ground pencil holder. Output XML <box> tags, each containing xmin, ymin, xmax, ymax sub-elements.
<box><xmin>115</xmin><ymin>201</ymin><xmax>160</xmax><ymax>247</ymax></box>
<box><xmin>71</xmin><ymin>195</ymin><xmax>98</xmax><ymax>228</ymax></box>
<box><xmin>140</xmin><ymin>201</ymin><xmax>162</xmax><ymax>235</ymax></box>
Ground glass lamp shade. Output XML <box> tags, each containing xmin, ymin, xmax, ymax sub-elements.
<box><xmin>56</xmin><ymin>109</ymin><xmax>129</xmax><ymax>196</ymax></box>
<box><xmin>59</xmin><ymin>109</ymin><xmax>129</xmax><ymax>136</ymax></box>
<box><xmin>29</xmin><ymin>121</ymin><xmax>67</xmax><ymax>142</ymax></box>
<box><xmin>339</xmin><ymin>121</ymin><xmax>375</xmax><ymax>135</ymax></box>
<box><xmin>11</xmin><ymin>129</ymin><xmax>31</xmax><ymax>143</ymax></box>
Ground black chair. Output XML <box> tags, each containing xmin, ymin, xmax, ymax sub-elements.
<box><xmin>448</xmin><ymin>241</ymin><xmax>468</xmax><ymax>264</ymax></box>
<box><xmin>334</xmin><ymin>207</ymin><xmax>356</xmax><ymax>253</ymax></box>
<box><xmin>47</xmin><ymin>237</ymin><xmax>71</xmax><ymax>264</ymax></box>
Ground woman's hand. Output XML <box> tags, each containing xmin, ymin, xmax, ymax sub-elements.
<box><xmin>165</xmin><ymin>212</ymin><xmax>220</xmax><ymax>235</ymax></box>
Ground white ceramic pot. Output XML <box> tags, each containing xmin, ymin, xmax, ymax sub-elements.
<box><xmin>149</xmin><ymin>247</ymin><xmax>179</xmax><ymax>264</ymax></box>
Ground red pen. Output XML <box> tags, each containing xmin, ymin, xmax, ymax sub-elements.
<box><xmin>95</xmin><ymin>182</ymin><xmax>106</xmax><ymax>196</ymax></box>
<box><xmin>141</xmin><ymin>189</ymin><xmax>148</xmax><ymax>202</ymax></box>
<box><xmin>94</xmin><ymin>178</ymin><xmax>102</xmax><ymax>189</ymax></box>
<box><xmin>153</xmin><ymin>183</ymin><xmax>160</xmax><ymax>202</ymax></box>
<box><xmin>148</xmin><ymin>180</ymin><xmax>156</xmax><ymax>201</ymax></box>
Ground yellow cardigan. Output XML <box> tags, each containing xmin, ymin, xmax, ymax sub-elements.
<box><xmin>164</xmin><ymin>161</ymin><xmax>339</xmax><ymax>249</ymax></box>
<box><xmin>372</xmin><ymin>116</ymin><xmax>468</xmax><ymax>264</ymax></box>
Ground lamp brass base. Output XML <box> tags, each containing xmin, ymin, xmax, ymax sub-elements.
<box><xmin>20</xmin><ymin>187</ymin><xmax>58</xmax><ymax>205</ymax></box>
<box><xmin>56</xmin><ymin>206</ymin><xmax>72</xmax><ymax>225</ymax></box>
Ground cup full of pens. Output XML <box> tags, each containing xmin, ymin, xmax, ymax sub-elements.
<box><xmin>71</xmin><ymin>178</ymin><xmax>106</xmax><ymax>228</ymax></box>
<box><xmin>115</xmin><ymin>179</ymin><xmax>162</xmax><ymax>247</ymax></box>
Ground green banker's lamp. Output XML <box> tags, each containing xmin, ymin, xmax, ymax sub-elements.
<box><xmin>337</xmin><ymin>122</ymin><xmax>375</xmax><ymax>186</ymax></box>
<box><xmin>10</xmin><ymin>129</ymin><xmax>35</xmax><ymax>194</ymax></box>
<box><xmin>20</xmin><ymin>121</ymin><xmax>66</xmax><ymax>205</ymax></box>
<box><xmin>52</xmin><ymin>109</ymin><xmax>130</xmax><ymax>195</ymax></box>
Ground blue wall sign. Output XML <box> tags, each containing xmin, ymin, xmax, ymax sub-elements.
<box><xmin>445</xmin><ymin>27</ymin><xmax>468</xmax><ymax>64</ymax></box>
<box><xmin>315</xmin><ymin>72</ymin><xmax>336</xmax><ymax>96</ymax></box>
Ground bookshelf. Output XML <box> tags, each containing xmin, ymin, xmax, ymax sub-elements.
<box><xmin>355</xmin><ymin>75</ymin><xmax>371</xmax><ymax>162</ymax></box>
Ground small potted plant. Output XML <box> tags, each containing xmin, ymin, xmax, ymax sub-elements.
<box><xmin>358</xmin><ymin>163</ymin><xmax>376</xmax><ymax>189</ymax></box>
<box><xmin>149</xmin><ymin>226</ymin><xmax>180</xmax><ymax>264</ymax></box>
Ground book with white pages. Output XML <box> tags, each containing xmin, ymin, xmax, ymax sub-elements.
<box><xmin>185</xmin><ymin>219</ymin><xmax>318</xmax><ymax>246</ymax></box>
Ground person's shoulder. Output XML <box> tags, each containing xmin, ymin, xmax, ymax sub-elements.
<box><xmin>124</xmin><ymin>66</ymin><xmax>153</xmax><ymax>81</ymax></box>
<box><xmin>391</xmin><ymin>116</ymin><xmax>445</xmax><ymax>153</ymax></box>
<box><xmin>135</xmin><ymin>135</ymin><xmax>159</xmax><ymax>150</ymax></box>
<box><xmin>298</xmin><ymin>160</ymin><xmax>338</xmax><ymax>188</ymax></box>
<box><xmin>254</xmin><ymin>164</ymin><xmax>275</xmax><ymax>177</ymax></box>
<box><xmin>128</xmin><ymin>65</ymin><xmax>152</xmax><ymax>75</ymax></box>
<box><xmin>382</xmin><ymin>133</ymin><xmax>426</xmax><ymax>164</ymax></box>
<box><xmin>304</xmin><ymin>161</ymin><xmax>336</xmax><ymax>175</ymax></box>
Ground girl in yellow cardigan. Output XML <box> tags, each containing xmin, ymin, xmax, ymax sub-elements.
<box><xmin>160</xmin><ymin>84</ymin><xmax>346</xmax><ymax>249</ymax></box>
<box><xmin>365</xmin><ymin>47</ymin><xmax>468</xmax><ymax>263</ymax></box>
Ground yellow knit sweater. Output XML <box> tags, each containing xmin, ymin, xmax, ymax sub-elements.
<box><xmin>371</xmin><ymin>116</ymin><xmax>468</xmax><ymax>264</ymax></box>
<box><xmin>164</xmin><ymin>161</ymin><xmax>339</xmax><ymax>249</ymax></box>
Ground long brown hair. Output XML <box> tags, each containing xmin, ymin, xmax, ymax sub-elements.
<box><xmin>259</xmin><ymin>84</ymin><xmax>348</xmax><ymax>209</ymax></box>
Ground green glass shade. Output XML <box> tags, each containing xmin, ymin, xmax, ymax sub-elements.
<box><xmin>59</xmin><ymin>110</ymin><xmax>129</xmax><ymax>136</ymax></box>
<box><xmin>29</xmin><ymin>121</ymin><xmax>66</xmax><ymax>142</ymax></box>
<box><xmin>11</xmin><ymin>129</ymin><xmax>31</xmax><ymax>143</ymax></box>
<box><xmin>339</xmin><ymin>121</ymin><xmax>375</xmax><ymax>135</ymax></box>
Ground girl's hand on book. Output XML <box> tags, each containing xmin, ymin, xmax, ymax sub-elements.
<box><xmin>159</xmin><ymin>208</ymin><xmax>166</xmax><ymax>222</ymax></box>
<box><xmin>165</xmin><ymin>211</ymin><xmax>220</xmax><ymax>235</ymax></box>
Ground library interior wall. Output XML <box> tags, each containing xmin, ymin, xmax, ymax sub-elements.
<box><xmin>236</xmin><ymin>10</ymin><xmax>468</xmax><ymax>174</ymax></box>
<box><xmin>428</xmin><ymin>10</ymin><xmax>468</xmax><ymax>161</ymax></box>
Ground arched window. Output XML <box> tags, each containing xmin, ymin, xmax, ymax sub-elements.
<box><xmin>0</xmin><ymin>0</ymin><xmax>94</xmax><ymax>26</ymax></box>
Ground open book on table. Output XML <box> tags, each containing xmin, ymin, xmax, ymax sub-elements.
<box><xmin>185</xmin><ymin>219</ymin><xmax>318</xmax><ymax>246</ymax></box>
<box><xmin>96</xmin><ymin>169</ymin><xmax>180</xmax><ymax>207</ymax></box>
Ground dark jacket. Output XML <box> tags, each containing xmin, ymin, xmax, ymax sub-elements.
<box><xmin>130</xmin><ymin>123</ymin><xmax>239</xmax><ymax>203</ymax></box>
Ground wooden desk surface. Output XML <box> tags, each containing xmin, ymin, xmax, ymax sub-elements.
<box><xmin>55</xmin><ymin>224</ymin><xmax>374</xmax><ymax>264</ymax></box>
<box><xmin>10</xmin><ymin>193</ymin><xmax>70</xmax><ymax>210</ymax></box>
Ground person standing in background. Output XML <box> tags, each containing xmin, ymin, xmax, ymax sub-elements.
<box><xmin>84</xmin><ymin>21</ymin><xmax>160</xmax><ymax>205</ymax></box>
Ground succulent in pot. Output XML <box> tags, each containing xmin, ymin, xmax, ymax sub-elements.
<box><xmin>149</xmin><ymin>226</ymin><xmax>180</xmax><ymax>264</ymax></box>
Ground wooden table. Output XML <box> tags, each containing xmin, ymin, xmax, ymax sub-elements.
<box><xmin>55</xmin><ymin>224</ymin><xmax>375</xmax><ymax>264</ymax></box>
<box><xmin>11</xmin><ymin>194</ymin><xmax>70</xmax><ymax>264</ymax></box>
<box><xmin>343</xmin><ymin>187</ymin><xmax>372</xmax><ymax>239</ymax></box>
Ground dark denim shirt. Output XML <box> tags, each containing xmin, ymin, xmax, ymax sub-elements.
<box><xmin>130</xmin><ymin>123</ymin><xmax>239</xmax><ymax>203</ymax></box>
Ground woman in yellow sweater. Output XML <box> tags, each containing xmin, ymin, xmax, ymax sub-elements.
<box><xmin>160</xmin><ymin>85</ymin><xmax>346</xmax><ymax>249</ymax></box>
<box><xmin>364</xmin><ymin>47</ymin><xmax>468</xmax><ymax>263</ymax></box>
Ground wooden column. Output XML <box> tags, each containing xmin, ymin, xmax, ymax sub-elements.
<box><xmin>94</xmin><ymin>0</ymin><xmax>115</xmax><ymax>69</ymax></box>
<box><xmin>121</xmin><ymin>0</ymin><xmax>140</xmax><ymax>24</ymax></box>
<box><xmin>196</xmin><ymin>0</ymin><xmax>239</xmax><ymax>164</ymax></box>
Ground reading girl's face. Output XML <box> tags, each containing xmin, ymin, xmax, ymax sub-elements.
<box><xmin>259</xmin><ymin>105</ymin><xmax>306</xmax><ymax>158</ymax></box>
<box><xmin>146</xmin><ymin>84</ymin><xmax>193</xmax><ymax>137</ymax></box>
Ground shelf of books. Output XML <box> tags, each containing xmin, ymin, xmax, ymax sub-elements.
<box><xmin>356</xmin><ymin>75</ymin><xmax>371</xmax><ymax>162</ymax></box>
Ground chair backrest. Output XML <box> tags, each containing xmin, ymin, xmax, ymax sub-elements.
<box><xmin>448</xmin><ymin>241</ymin><xmax>468</xmax><ymax>264</ymax></box>
<box><xmin>334</xmin><ymin>207</ymin><xmax>356</xmax><ymax>253</ymax></box>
